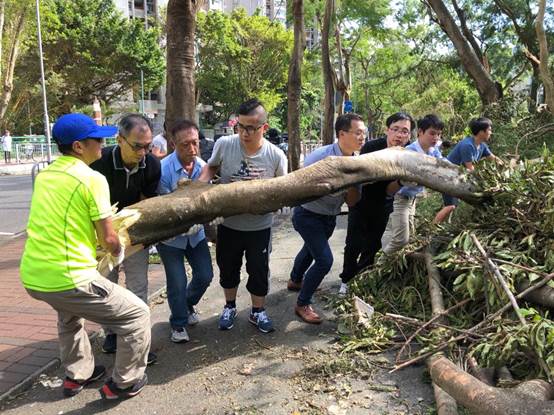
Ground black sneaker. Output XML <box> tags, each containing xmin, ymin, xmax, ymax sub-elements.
<box><xmin>63</xmin><ymin>365</ymin><xmax>106</xmax><ymax>397</ymax></box>
<box><xmin>147</xmin><ymin>352</ymin><xmax>157</xmax><ymax>366</ymax></box>
<box><xmin>102</xmin><ymin>334</ymin><xmax>117</xmax><ymax>354</ymax></box>
<box><xmin>99</xmin><ymin>374</ymin><xmax>148</xmax><ymax>400</ymax></box>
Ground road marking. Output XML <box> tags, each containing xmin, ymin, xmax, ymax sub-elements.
<box><xmin>0</xmin><ymin>232</ymin><xmax>16</xmax><ymax>235</ymax></box>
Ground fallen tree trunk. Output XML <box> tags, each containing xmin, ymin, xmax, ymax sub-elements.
<box><xmin>429</xmin><ymin>355</ymin><xmax>554</xmax><ymax>415</ymax></box>
<box><xmin>113</xmin><ymin>148</ymin><xmax>482</xmax><ymax>251</ymax></box>
<box><xmin>518</xmin><ymin>280</ymin><xmax>554</xmax><ymax>309</ymax></box>
<box><xmin>424</xmin><ymin>251</ymin><xmax>459</xmax><ymax>415</ymax></box>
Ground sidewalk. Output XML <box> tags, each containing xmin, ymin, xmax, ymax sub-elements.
<box><xmin>0</xmin><ymin>162</ymin><xmax>39</xmax><ymax>176</ymax></box>
<box><xmin>0</xmin><ymin>159</ymin><xmax>56</xmax><ymax>176</ymax></box>
<box><xmin>0</xmin><ymin>234</ymin><xmax>166</xmax><ymax>401</ymax></box>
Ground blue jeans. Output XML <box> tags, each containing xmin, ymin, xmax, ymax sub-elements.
<box><xmin>157</xmin><ymin>239</ymin><xmax>213</xmax><ymax>329</ymax></box>
<box><xmin>291</xmin><ymin>206</ymin><xmax>336</xmax><ymax>306</ymax></box>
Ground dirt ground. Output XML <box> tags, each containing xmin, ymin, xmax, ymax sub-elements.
<box><xmin>1</xmin><ymin>215</ymin><xmax>434</xmax><ymax>415</ymax></box>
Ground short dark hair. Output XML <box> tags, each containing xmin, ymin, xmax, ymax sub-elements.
<box><xmin>170</xmin><ymin>118</ymin><xmax>199</xmax><ymax>138</ymax></box>
<box><xmin>335</xmin><ymin>113</ymin><xmax>364</xmax><ymax>138</ymax></box>
<box><xmin>469</xmin><ymin>117</ymin><xmax>492</xmax><ymax>135</ymax></box>
<box><xmin>385</xmin><ymin>112</ymin><xmax>415</xmax><ymax>130</ymax></box>
<box><xmin>417</xmin><ymin>114</ymin><xmax>444</xmax><ymax>132</ymax></box>
<box><xmin>237</xmin><ymin>98</ymin><xmax>267</xmax><ymax>122</ymax></box>
<box><xmin>57</xmin><ymin>142</ymin><xmax>74</xmax><ymax>155</ymax></box>
<box><xmin>119</xmin><ymin>114</ymin><xmax>152</xmax><ymax>137</ymax></box>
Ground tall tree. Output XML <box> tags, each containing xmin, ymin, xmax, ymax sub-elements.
<box><xmin>166</xmin><ymin>0</ymin><xmax>204</xmax><ymax>127</ymax></box>
<box><xmin>287</xmin><ymin>0</ymin><xmax>305</xmax><ymax>171</ymax></box>
<box><xmin>321</xmin><ymin>0</ymin><xmax>335</xmax><ymax>144</ymax></box>
<box><xmin>8</xmin><ymin>0</ymin><xmax>164</xmax><ymax>132</ymax></box>
<box><xmin>425</xmin><ymin>0</ymin><xmax>502</xmax><ymax>105</ymax></box>
<box><xmin>532</xmin><ymin>0</ymin><xmax>554</xmax><ymax>113</ymax></box>
<box><xmin>0</xmin><ymin>0</ymin><xmax>31</xmax><ymax>126</ymax></box>
<box><xmin>195</xmin><ymin>10</ymin><xmax>291</xmax><ymax>121</ymax></box>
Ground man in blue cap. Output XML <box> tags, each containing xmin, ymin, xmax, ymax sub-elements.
<box><xmin>20</xmin><ymin>113</ymin><xmax>151</xmax><ymax>400</ymax></box>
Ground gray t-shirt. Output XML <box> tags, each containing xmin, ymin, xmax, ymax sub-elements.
<box><xmin>208</xmin><ymin>134</ymin><xmax>288</xmax><ymax>231</ymax></box>
<box><xmin>152</xmin><ymin>133</ymin><xmax>167</xmax><ymax>154</ymax></box>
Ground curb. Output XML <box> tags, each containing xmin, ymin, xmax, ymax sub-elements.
<box><xmin>0</xmin><ymin>284</ymin><xmax>167</xmax><ymax>405</ymax></box>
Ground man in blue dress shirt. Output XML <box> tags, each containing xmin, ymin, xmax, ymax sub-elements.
<box><xmin>157</xmin><ymin>119</ymin><xmax>214</xmax><ymax>343</ymax></box>
<box><xmin>381</xmin><ymin>114</ymin><xmax>444</xmax><ymax>254</ymax></box>
<box><xmin>434</xmin><ymin>117</ymin><xmax>501</xmax><ymax>223</ymax></box>
<box><xmin>288</xmin><ymin>113</ymin><xmax>365</xmax><ymax>324</ymax></box>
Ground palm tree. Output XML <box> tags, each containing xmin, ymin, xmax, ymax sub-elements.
<box><xmin>165</xmin><ymin>0</ymin><xmax>205</xmax><ymax>129</ymax></box>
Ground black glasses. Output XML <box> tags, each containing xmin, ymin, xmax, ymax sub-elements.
<box><xmin>121</xmin><ymin>135</ymin><xmax>152</xmax><ymax>152</ymax></box>
<box><xmin>236</xmin><ymin>122</ymin><xmax>264</xmax><ymax>135</ymax></box>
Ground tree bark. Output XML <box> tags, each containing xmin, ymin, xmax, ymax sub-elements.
<box><xmin>424</xmin><ymin>251</ymin><xmax>459</xmax><ymax>415</ymax></box>
<box><xmin>429</xmin><ymin>355</ymin><xmax>554</xmax><ymax>415</ymax></box>
<box><xmin>286</xmin><ymin>0</ymin><xmax>305</xmax><ymax>172</ymax></box>
<box><xmin>107</xmin><ymin>149</ymin><xmax>482</xmax><ymax>262</ymax></box>
<box><xmin>320</xmin><ymin>0</ymin><xmax>335</xmax><ymax>144</ymax></box>
<box><xmin>535</xmin><ymin>0</ymin><xmax>554</xmax><ymax>114</ymax></box>
<box><xmin>425</xmin><ymin>0</ymin><xmax>501</xmax><ymax>105</ymax></box>
<box><xmin>166</xmin><ymin>0</ymin><xmax>200</xmax><ymax>130</ymax></box>
<box><xmin>0</xmin><ymin>4</ymin><xmax>27</xmax><ymax>123</ymax></box>
<box><xmin>0</xmin><ymin>0</ymin><xmax>5</xmax><ymax>79</ymax></box>
<box><xmin>518</xmin><ymin>280</ymin><xmax>554</xmax><ymax>309</ymax></box>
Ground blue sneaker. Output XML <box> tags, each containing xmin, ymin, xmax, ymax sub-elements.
<box><xmin>249</xmin><ymin>309</ymin><xmax>274</xmax><ymax>333</ymax></box>
<box><xmin>219</xmin><ymin>307</ymin><xmax>237</xmax><ymax>330</ymax></box>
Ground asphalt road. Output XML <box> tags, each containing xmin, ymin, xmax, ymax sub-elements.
<box><xmin>0</xmin><ymin>175</ymin><xmax>32</xmax><ymax>245</ymax></box>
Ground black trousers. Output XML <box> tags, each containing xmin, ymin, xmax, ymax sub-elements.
<box><xmin>340</xmin><ymin>207</ymin><xmax>390</xmax><ymax>283</ymax></box>
<box><xmin>216</xmin><ymin>225</ymin><xmax>271</xmax><ymax>296</ymax></box>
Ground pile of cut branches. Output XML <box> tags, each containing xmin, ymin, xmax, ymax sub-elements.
<box><xmin>341</xmin><ymin>150</ymin><xmax>554</xmax><ymax>413</ymax></box>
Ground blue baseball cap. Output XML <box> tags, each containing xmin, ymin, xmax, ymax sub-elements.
<box><xmin>52</xmin><ymin>113</ymin><xmax>118</xmax><ymax>145</ymax></box>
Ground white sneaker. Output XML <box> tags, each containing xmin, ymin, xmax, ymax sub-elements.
<box><xmin>170</xmin><ymin>327</ymin><xmax>190</xmax><ymax>343</ymax></box>
<box><xmin>187</xmin><ymin>311</ymin><xmax>200</xmax><ymax>326</ymax></box>
<box><xmin>338</xmin><ymin>283</ymin><xmax>348</xmax><ymax>296</ymax></box>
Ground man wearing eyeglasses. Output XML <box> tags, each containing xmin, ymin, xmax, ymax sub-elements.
<box><xmin>199</xmin><ymin>98</ymin><xmax>287</xmax><ymax>334</ymax></box>
<box><xmin>338</xmin><ymin>112</ymin><xmax>414</xmax><ymax>296</ymax></box>
<box><xmin>91</xmin><ymin>114</ymin><xmax>160</xmax><ymax>363</ymax></box>
<box><xmin>288</xmin><ymin>113</ymin><xmax>365</xmax><ymax>324</ymax></box>
<box><xmin>380</xmin><ymin>114</ymin><xmax>444</xmax><ymax>254</ymax></box>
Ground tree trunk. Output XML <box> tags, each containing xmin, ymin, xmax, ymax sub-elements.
<box><xmin>286</xmin><ymin>0</ymin><xmax>305</xmax><ymax>172</ymax></box>
<box><xmin>518</xmin><ymin>280</ymin><xmax>554</xmax><ymax>309</ymax></box>
<box><xmin>0</xmin><ymin>0</ymin><xmax>5</xmax><ymax>79</ymax></box>
<box><xmin>166</xmin><ymin>0</ymin><xmax>199</xmax><ymax>130</ymax></box>
<box><xmin>429</xmin><ymin>355</ymin><xmax>554</xmax><ymax>415</ymax></box>
<box><xmin>535</xmin><ymin>0</ymin><xmax>554</xmax><ymax>114</ymax></box>
<box><xmin>0</xmin><ymin>4</ymin><xmax>27</xmax><ymax>123</ymax></box>
<box><xmin>103</xmin><ymin>149</ymin><xmax>482</xmax><ymax>268</ymax></box>
<box><xmin>320</xmin><ymin>0</ymin><xmax>335</xmax><ymax>144</ymax></box>
<box><xmin>530</xmin><ymin>65</ymin><xmax>540</xmax><ymax>111</ymax></box>
<box><xmin>424</xmin><ymin>251</ymin><xmax>459</xmax><ymax>415</ymax></box>
<box><xmin>425</xmin><ymin>0</ymin><xmax>501</xmax><ymax>106</ymax></box>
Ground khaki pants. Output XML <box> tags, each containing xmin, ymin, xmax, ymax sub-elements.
<box><xmin>381</xmin><ymin>194</ymin><xmax>417</xmax><ymax>255</ymax></box>
<box><xmin>27</xmin><ymin>275</ymin><xmax>151</xmax><ymax>388</ymax></box>
<box><xmin>105</xmin><ymin>247</ymin><xmax>149</xmax><ymax>335</ymax></box>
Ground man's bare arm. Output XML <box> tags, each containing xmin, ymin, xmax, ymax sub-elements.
<box><xmin>198</xmin><ymin>164</ymin><xmax>219</xmax><ymax>182</ymax></box>
<box><xmin>94</xmin><ymin>217</ymin><xmax>121</xmax><ymax>256</ymax></box>
<box><xmin>345</xmin><ymin>187</ymin><xmax>361</xmax><ymax>207</ymax></box>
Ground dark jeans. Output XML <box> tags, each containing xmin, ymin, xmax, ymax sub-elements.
<box><xmin>216</xmin><ymin>225</ymin><xmax>271</xmax><ymax>296</ymax></box>
<box><xmin>442</xmin><ymin>193</ymin><xmax>459</xmax><ymax>207</ymax></box>
<box><xmin>340</xmin><ymin>206</ymin><xmax>390</xmax><ymax>284</ymax></box>
<box><xmin>291</xmin><ymin>206</ymin><xmax>336</xmax><ymax>306</ymax></box>
<box><xmin>157</xmin><ymin>240</ymin><xmax>213</xmax><ymax>329</ymax></box>
<box><xmin>4</xmin><ymin>151</ymin><xmax>10</xmax><ymax>163</ymax></box>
